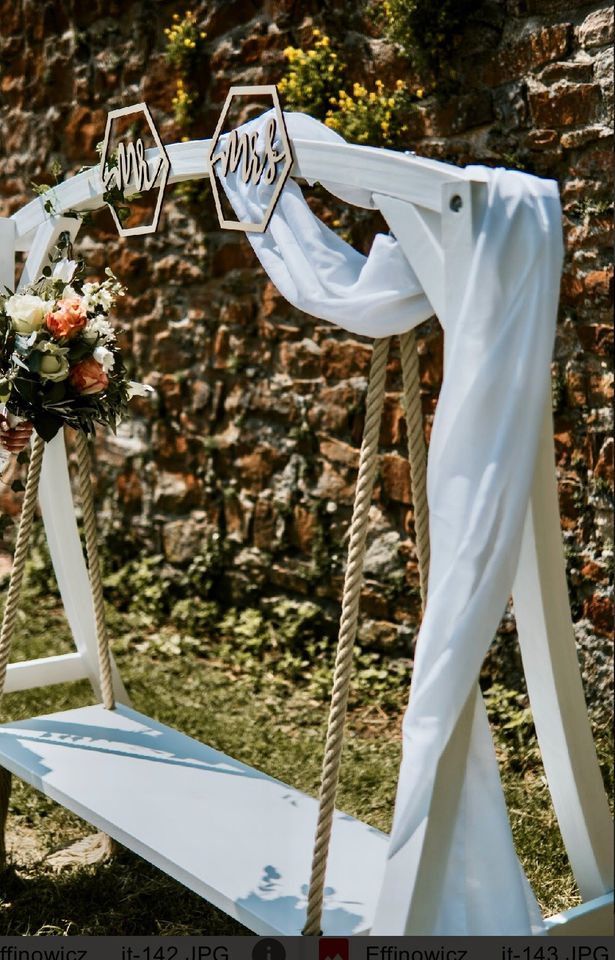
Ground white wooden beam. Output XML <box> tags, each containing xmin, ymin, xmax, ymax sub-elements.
<box><xmin>546</xmin><ymin>892</ymin><xmax>614</xmax><ymax>936</ymax></box>
<box><xmin>12</xmin><ymin>216</ymin><xmax>130</xmax><ymax>707</ymax></box>
<box><xmin>5</xmin><ymin>653</ymin><xmax>89</xmax><ymax>693</ymax></box>
<box><xmin>11</xmin><ymin>138</ymin><xmax>473</xmax><ymax>249</ymax></box>
<box><xmin>513</xmin><ymin>397</ymin><xmax>614</xmax><ymax>900</ymax></box>
<box><xmin>38</xmin><ymin>429</ymin><xmax>130</xmax><ymax>706</ymax></box>
<box><xmin>0</xmin><ymin>218</ymin><xmax>16</xmax><ymax>290</ymax></box>
<box><xmin>373</xmin><ymin>193</ymin><xmax>445</xmax><ymax>320</ymax></box>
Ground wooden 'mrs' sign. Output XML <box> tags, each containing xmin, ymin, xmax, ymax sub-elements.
<box><xmin>208</xmin><ymin>85</ymin><xmax>293</xmax><ymax>234</ymax></box>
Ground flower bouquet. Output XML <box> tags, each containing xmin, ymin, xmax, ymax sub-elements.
<box><xmin>0</xmin><ymin>234</ymin><xmax>138</xmax><ymax>444</ymax></box>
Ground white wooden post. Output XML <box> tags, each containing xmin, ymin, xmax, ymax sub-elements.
<box><xmin>512</xmin><ymin>399</ymin><xmax>614</xmax><ymax>899</ymax></box>
<box><xmin>2</xmin><ymin>215</ymin><xmax>129</xmax><ymax>704</ymax></box>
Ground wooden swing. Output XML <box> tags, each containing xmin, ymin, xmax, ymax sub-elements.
<box><xmin>0</xmin><ymin>135</ymin><xmax>612</xmax><ymax>936</ymax></box>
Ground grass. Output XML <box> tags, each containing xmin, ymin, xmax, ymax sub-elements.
<box><xmin>0</xmin><ymin>557</ymin><xmax>611</xmax><ymax>935</ymax></box>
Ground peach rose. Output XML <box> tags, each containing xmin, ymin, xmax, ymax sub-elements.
<box><xmin>45</xmin><ymin>297</ymin><xmax>87</xmax><ymax>339</ymax></box>
<box><xmin>69</xmin><ymin>357</ymin><xmax>109</xmax><ymax>395</ymax></box>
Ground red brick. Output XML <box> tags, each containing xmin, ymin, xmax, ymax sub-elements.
<box><xmin>583</xmin><ymin>594</ymin><xmax>613</xmax><ymax>637</ymax></box>
<box><xmin>236</xmin><ymin>445</ymin><xmax>281</xmax><ymax>489</ymax></box>
<box><xmin>253</xmin><ymin>497</ymin><xmax>276</xmax><ymax>549</ymax></box>
<box><xmin>63</xmin><ymin>106</ymin><xmax>106</xmax><ymax>161</ymax></box>
<box><xmin>290</xmin><ymin>505</ymin><xmax>317</xmax><ymax>553</ymax></box>
<box><xmin>211</xmin><ymin>240</ymin><xmax>253</xmax><ymax>276</ymax></box>
<box><xmin>320</xmin><ymin>339</ymin><xmax>372</xmax><ymax>379</ymax></box>
<box><xmin>480</xmin><ymin>24</ymin><xmax>570</xmax><ymax>85</ymax></box>
<box><xmin>529</xmin><ymin>81</ymin><xmax>602</xmax><ymax>128</ymax></box>
<box><xmin>319</xmin><ymin>436</ymin><xmax>360</xmax><ymax>469</ymax></box>
<box><xmin>584</xmin><ymin>269</ymin><xmax>613</xmax><ymax>303</ymax></box>
<box><xmin>117</xmin><ymin>470</ymin><xmax>143</xmax><ymax>513</ymax></box>
<box><xmin>381</xmin><ymin>453</ymin><xmax>412</xmax><ymax>505</ymax></box>
<box><xmin>278</xmin><ymin>338</ymin><xmax>321</xmax><ymax>378</ymax></box>
<box><xmin>159</xmin><ymin>374</ymin><xmax>183</xmax><ymax>414</ymax></box>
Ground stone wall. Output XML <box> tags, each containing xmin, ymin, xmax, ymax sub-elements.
<box><xmin>0</xmin><ymin>0</ymin><xmax>612</xmax><ymax>705</ymax></box>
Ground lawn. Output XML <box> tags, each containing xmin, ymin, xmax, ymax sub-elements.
<box><xmin>0</xmin><ymin>550</ymin><xmax>611</xmax><ymax>935</ymax></box>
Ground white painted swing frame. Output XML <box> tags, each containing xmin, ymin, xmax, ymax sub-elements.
<box><xmin>0</xmin><ymin>136</ymin><xmax>612</xmax><ymax>936</ymax></box>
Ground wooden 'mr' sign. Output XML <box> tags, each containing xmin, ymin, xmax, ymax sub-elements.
<box><xmin>208</xmin><ymin>85</ymin><xmax>293</xmax><ymax>234</ymax></box>
<box><xmin>99</xmin><ymin>103</ymin><xmax>170</xmax><ymax>237</ymax></box>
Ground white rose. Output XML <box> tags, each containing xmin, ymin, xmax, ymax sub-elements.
<box><xmin>35</xmin><ymin>341</ymin><xmax>70</xmax><ymax>382</ymax></box>
<box><xmin>4</xmin><ymin>294</ymin><xmax>48</xmax><ymax>334</ymax></box>
<box><xmin>93</xmin><ymin>344</ymin><xmax>115</xmax><ymax>373</ymax></box>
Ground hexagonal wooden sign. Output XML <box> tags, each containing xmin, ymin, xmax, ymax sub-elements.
<box><xmin>208</xmin><ymin>85</ymin><xmax>293</xmax><ymax>234</ymax></box>
<box><xmin>99</xmin><ymin>102</ymin><xmax>170</xmax><ymax>237</ymax></box>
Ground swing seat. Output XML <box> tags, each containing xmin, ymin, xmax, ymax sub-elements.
<box><xmin>0</xmin><ymin>702</ymin><xmax>388</xmax><ymax>935</ymax></box>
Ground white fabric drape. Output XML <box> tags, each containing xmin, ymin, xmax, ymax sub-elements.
<box><xmin>217</xmin><ymin>112</ymin><xmax>563</xmax><ymax>934</ymax></box>
<box><xmin>213</xmin><ymin>111</ymin><xmax>434</xmax><ymax>336</ymax></box>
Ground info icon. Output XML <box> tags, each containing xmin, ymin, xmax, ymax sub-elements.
<box><xmin>252</xmin><ymin>938</ymin><xmax>286</xmax><ymax>960</ymax></box>
<box><xmin>319</xmin><ymin>938</ymin><xmax>349</xmax><ymax>960</ymax></box>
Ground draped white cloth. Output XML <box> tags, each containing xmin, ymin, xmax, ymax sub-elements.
<box><xmin>217</xmin><ymin>111</ymin><xmax>564</xmax><ymax>934</ymax></box>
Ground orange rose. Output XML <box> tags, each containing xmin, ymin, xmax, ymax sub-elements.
<box><xmin>45</xmin><ymin>297</ymin><xmax>87</xmax><ymax>339</ymax></box>
<box><xmin>69</xmin><ymin>357</ymin><xmax>109</xmax><ymax>395</ymax></box>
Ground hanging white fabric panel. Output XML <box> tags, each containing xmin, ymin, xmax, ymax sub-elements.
<box><xmin>215</xmin><ymin>112</ymin><xmax>434</xmax><ymax>337</ymax></box>
<box><xmin>219</xmin><ymin>112</ymin><xmax>564</xmax><ymax>934</ymax></box>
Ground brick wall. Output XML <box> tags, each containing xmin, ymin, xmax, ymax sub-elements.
<box><xmin>0</xmin><ymin>0</ymin><xmax>612</xmax><ymax>707</ymax></box>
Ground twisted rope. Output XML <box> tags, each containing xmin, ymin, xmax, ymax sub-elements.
<box><xmin>0</xmin><ymin>433</ymin><xmax>46</xmax><ymax>700</ymax></box>
<box><xmin>74</xmin><ymin>431</ymin><xmax>115</xmax><ymax>711</ymax></box>
<box><xmin>400</xmin><ymin>329</ymin><xmax>430</xmax><ymax>608</ymax></box>
<box><xmin>303</xmin><ymin>336</ymin><xmax>390</xmax><ymax>936</ymax></box>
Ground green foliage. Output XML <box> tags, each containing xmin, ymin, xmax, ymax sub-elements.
<box><xmin>326</xmin><ymin>79</ymin><xmax>418</xmax><ymax>148</ymax></box>
<box><xmin>279</xmin><ymin>30</ymin><xmax>419</xmax><ymax>149</ymax></box>
<box><xmin>484</xmin><ymin>682</ymin><xmax>538</xmax><ymax>765</ymax></box>
<box><xmin>279</xmin><ymin>30</ymin><xmax>345</xmax><ymax>120</ymax></box>
<box><xmin>381</xmin><ymin>0</ymin><xmax>476</xmax><ymax>80</ymax></box>
<box><xmin>163</xmin><ymin>10</ymin><xmax>206</xmax><ymax>76</ymax></box>
<box><xmin>163</xmin><ymin>11</ymin><xmax>207</xmax><ymax>140</ymax></box>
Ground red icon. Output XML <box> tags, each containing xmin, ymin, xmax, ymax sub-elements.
<box><xmin>319</xmin><ymin>938</ymin><xmax>349</xmax><ymax>960</ymax></box>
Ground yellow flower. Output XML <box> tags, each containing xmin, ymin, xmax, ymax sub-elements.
<box><xmin>416</xmin><ymin>88</ymin><xmax>424</xmax><ymax>98</ymax></box>
<box><xmin>312</xmin><ymin>27</ymin><xmax>320</xmax><ymax>37</ymax></box>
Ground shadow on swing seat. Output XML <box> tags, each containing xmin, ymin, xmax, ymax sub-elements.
<box><xmin>0</xmin><ymin>702</ymin><xmax>611</xmax><ymax>935</ymax></box>
<box><xmin>0</xmin><ymin>702</ymin><xmax>388</xmax><ymax>935</ymax></box>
